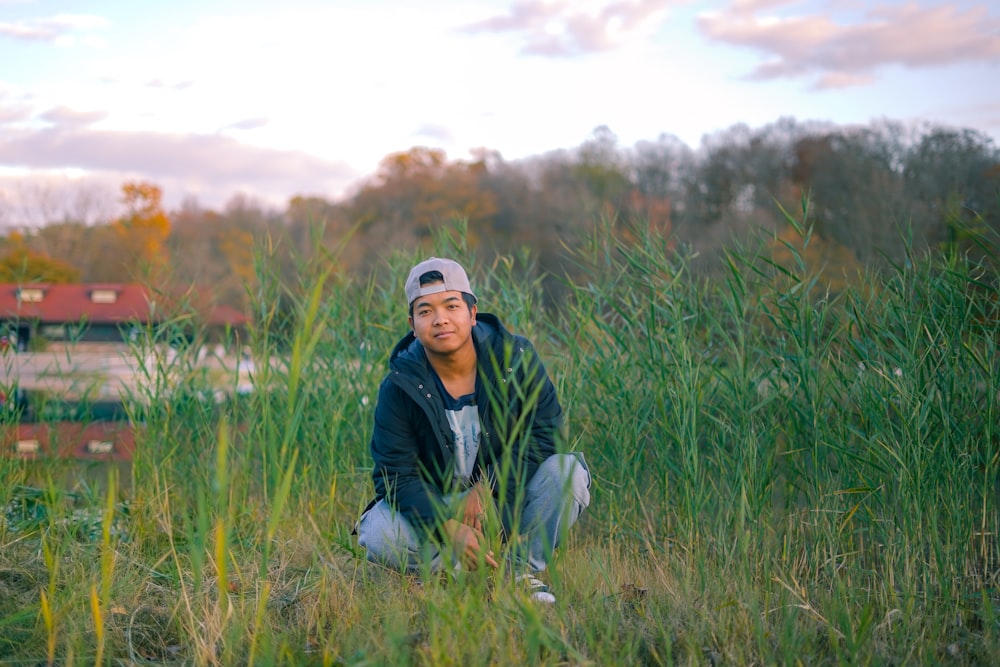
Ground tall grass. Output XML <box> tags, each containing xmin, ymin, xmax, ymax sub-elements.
<box><xmin>0</xmin><ymin>213</ymin><xmax>997</xmax><ymax>665</ymax></box>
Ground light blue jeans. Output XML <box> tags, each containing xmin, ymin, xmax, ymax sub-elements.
<box><xmin>357</xmin><ymin>453</ymin><xmax>591</xmax><ymax>573</ymax></box>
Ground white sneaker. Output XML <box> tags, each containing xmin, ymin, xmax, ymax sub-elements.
<box><xmin>516</xmin><ymin>573</ymin><xmax>556</xmax><ymax>604</ymax></box>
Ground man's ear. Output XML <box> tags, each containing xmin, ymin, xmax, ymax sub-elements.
<box><xmin>471</xmin><ymin>304</ymin><xmax>478</xmax><ymax>324</ymax></box>
<box><xmin>408</xmin><ymin>315</ymin><xmax>414</xmax><ymax>330</ymax></box>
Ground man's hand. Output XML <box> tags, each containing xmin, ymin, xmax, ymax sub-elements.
<box><xmin>460</xmin><ymin>480</ymin><xmax>492</xmax><ymax>532</ymax></box>
<box><xmin>443</xmin><ymin>519</ymin><xmax>498</xmax><ymax>571</ymax></box>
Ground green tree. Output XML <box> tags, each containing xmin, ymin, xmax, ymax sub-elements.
<box><xmin>903</xmin><ymin>126</ymin><xmax>1000</xmax><ymax>251</ymax></box>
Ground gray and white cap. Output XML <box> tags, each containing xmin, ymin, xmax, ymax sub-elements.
<box><xmin>405</xmin><ymin>257</ymin><xmax>477</xmax><ymax>306</ymax></box>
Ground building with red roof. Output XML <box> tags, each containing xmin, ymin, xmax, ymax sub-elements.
<box><xmin>0</xmin><ymin>283</ymin><xmax>248</xmax><ymax>351</ymax></box>
<box><xmin>0</xmin><ymin>283</ymin><xmax>251</xmax><ymax>461</ymax></box>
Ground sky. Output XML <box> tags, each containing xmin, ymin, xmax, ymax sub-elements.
<box><xmin>0</xmin><ymin>0</ymin><xmax>998</xmax><ymax>221</ymax></box>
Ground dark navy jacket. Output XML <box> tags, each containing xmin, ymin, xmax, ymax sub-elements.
<box><xmin>368</xmin><ymin>312</ymin><xmax>562</xmax><ymax>539</ymax></box>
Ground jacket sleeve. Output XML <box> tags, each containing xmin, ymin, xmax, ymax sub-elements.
<box><xmin>518</xmin><ymin>340</ymin><xmax>562</xmax><ymax>464</ymax></box>
<box><xmin>371</xmin><ymin>378</ymin><xmax>446</xmax><ymax>540</ymax></box>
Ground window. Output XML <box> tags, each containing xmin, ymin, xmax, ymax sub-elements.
<box><xmin>90</xmin><ymin>289</ymin><xmax>118</xmax><ymax>304</ymax></box>
<box><xmin>18</xmin><ymin>288</ymin><xmax>44</xmax><ymax>303</ymax></box>
<box><xmin>15</xmin><ymin>439</ymin><xmax>40</xmax><ymax>454</ymax></box>
<box><xmin>39</xmin><ymin>324</ymin><xmax>67</xmax><ymax>341</ymax></box>
<box><xmin>86</xmin><ymin>440</ymin><xmax>114</xmax><ymax>455</ymax></box>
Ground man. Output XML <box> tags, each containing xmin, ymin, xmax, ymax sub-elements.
<box><xmin>356</xmin><ymin>257</ymin><xmax>590</xmax><ymax>602</ymax></box>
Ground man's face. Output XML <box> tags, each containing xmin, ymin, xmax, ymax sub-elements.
<box><xmin>409</xmin><ymin>288</ymin><xmax>477</xmax><ymax>358</ymax></box>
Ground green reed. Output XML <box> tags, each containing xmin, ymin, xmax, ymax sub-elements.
<box><xmin>0</xmin><ymin>212</ymin><xmax>996</xmax><ymax>664</ymax></box>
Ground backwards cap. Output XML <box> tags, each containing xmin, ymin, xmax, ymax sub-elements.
<box><xmin>404</xmin><ymin>257</ymin><xmax>477</xmax><ymax>306</ymax></box>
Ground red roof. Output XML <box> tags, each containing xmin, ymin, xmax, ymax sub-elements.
<box><xmin>0</xmin><ymin>283</ymin><xmax>248</xmax><ymax>327</ymax></box>
<box><xmin>205</xmin><ymin>303</ymin><xmax>250</xmax><ymax>327</ymax></box>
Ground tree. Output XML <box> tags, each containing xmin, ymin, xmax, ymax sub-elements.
<box><xmin>573</xmin><ymin>125</ymin><xmax>631</xmax><ymax>215</ymax></box>
<box><xmin>168</xmin><ymin>195</ymin><xmax>271</xmax><ymax>311</ymax></box>
<box><xmin>347</xmin><ymin>147</ymin><xmax>498</xmax><ymax>253</ymax></box>
<box><xmin>114</xmin><ymin>181</ymin><xmax>171</xmax><ymax>279</ymax></box>
<box><xmin>0</xmin><ymin>232</ymin><xmax>81</xmax><ymax>283</ymax></box>
<box><xmin>903</xmin><ymin>126</ymin><xmax>1000</xmax><ymax>250</ymax></box>
<box><xmin>630</xmin><ymin>133</ymin><xmax>693</xmax><ymax>205</ymax></box>
<box><xmin>767</xmin><ymin>224</ymin><xmax>864</xmax><ymax>294</ymax></box>
<box><xmin>29</xmin><ymin>221</ymin><xmax>106</xmax><ymax>281</ymax></box>
<box><xmin>285</xmin><ymin>195</ymin><xmax>354</xmax><ymax>265</ymax></box>
<box><xmin>790</xmin><ymin>125</ymin><xmax>911</xmax><ymax>265</ymax></box>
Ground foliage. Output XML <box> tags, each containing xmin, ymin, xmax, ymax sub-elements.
<box><xmin>113</xmin><ymin>181</ymin><xmax>172</xmax><ymax>280</ymax></box>
<box><xmin>766</xmin><ymin>208</ymin><xmax>866</xmax><ymax>294</ymax></box>
<box><xmin>170</xmin><ymin>199</ymin><xmax>264</xmax><ymax>313</ymax></box>
<box><xmin>0</xmin><ymin>239</ymin><xmax>81</xmax><ymax>283</ymax></box>
<box><xmin>1</xmin><ymin>119</ymin><xmax>996</xmax><ymax>312</ymax></box>
<box><xmin>347</xmin><ymin>147</ymin><xmax>499</xmax><ymax>248</ymax></box>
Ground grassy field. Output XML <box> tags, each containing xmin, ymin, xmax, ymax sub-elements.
<box><xmin>1</xmin><ymin>213</ymin><xmax>998</xmax><ymax>665</ymax></box>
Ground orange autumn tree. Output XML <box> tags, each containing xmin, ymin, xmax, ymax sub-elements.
<box><xmin>114</xmin><ymin>181</ymin><xmax>171</xmax><ymax>279</ymax></box>
<box><xmin>0</xmin><ymin>231</ymin><xmax>81</xmax><ymax>283</ymax></box>
<box><xmin>349</xmin><ymin>147</ymin><xmax>498</xmax><ymax>247</ymax></box>
<box><xmin>768</xmin><ymin>223</ymin><xmax>864</xmax><ymax>294</ymax></box>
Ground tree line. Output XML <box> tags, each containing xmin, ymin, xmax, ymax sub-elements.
<box><xmin>0</xmin><ymin>117</ymin><xmax>997</xmax><ymax>312</ymax></box>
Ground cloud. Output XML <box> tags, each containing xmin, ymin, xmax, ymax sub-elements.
<box><xmin>461</xmin><ymin>0</ymin><xmax>674</xmax><ymax>56</ymax></box>
<box><xmin>698</xmin><ymin>0</ymin><xmax>1000</xmax><ymax>89</ymax></box>
<box><xmin>412</xmin><ymin>123</ymin><xmax>454</xmax><ymax>143</ymax></box>
<box><xmin>224</xmin><ymin>117</ymin><xmax>270</xmax><ymax>131</ymax></box>
<box><xmin>40</xmin><ymin>106</ymin><xmax>109</xmax><ymax>127</ymax></box>
<box><xmin>145</xmin><ymin>78</ymin><xmax>196</xmax><ymax>90</ymax></box>
<box><xmin>0</xmin><ymin>104</ymin><xmax>31</xmax><ymax>125</ymax></box>
<box><xmin>0</xmin><ymin>126</ymin><xmax>361</xmax><ymax>208</ymax></box>
<box><xmin>0</xmin><ymin>13</ymin><xmax>108</xmax><ymax>43</ymax></box>
<box><xmin>813</xmin><ymin>72</ymin><xmax>876</xmax><ymax>90</ymax></box>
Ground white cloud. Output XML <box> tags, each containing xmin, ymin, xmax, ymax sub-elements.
<box><xmin>412</xmin><ymin>123</ymin><xmax>454</xmax><ymax>144</ymax></box>
<box><xmin>0</xmin><ymin>126</ymin><xmax>361</xmax><ymax>208</ymax></box>
<box><xmin>812</xmin><ymin>71</ymin><xmax>875</xmax><ymax>90</ymax></box>
<box><xmin>225</xmin><ymin>117</ymin><xmax>270</xmax><ymax>131</ymax></box>
<box><xmin>461</xmin><ymin>0</ymin><xmax>676</xmax><ymax>56</ymax></box>
<box><xmin>40</xmin><ymin>105</ymin><xmax>109</xmax><ymax>127</ymax></box>
<box><xmin>0</xmin><ymin>103</ymin><xmax>31</xmax><ymax>124</ymax></box>
<box><xmin>0</xmin><ymin>13</ymin><xmax>108</xmax><ymax>43</ymax></box>
<box><xmin>0</xmin><ymin>21</ymin><xmax>49</xmax><ymax>40</ymax></box>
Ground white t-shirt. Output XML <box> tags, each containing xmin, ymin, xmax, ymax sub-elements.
<box><xmin>434</xmin><ymin>374</ymin><xmax>482</xmax><ymax>485</ymax></box>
